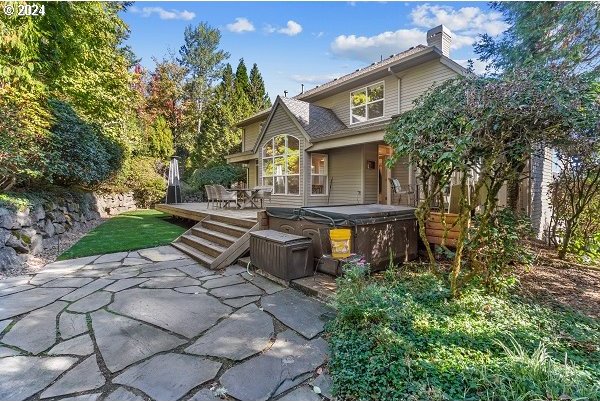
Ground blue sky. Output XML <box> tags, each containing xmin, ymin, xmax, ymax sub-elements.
<box><xmin>122</xmin><ymin>1</ymin><xmax>506</xmax><ymax>101</ymax></box>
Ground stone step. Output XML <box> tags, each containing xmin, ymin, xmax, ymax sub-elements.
<box><xmin>192</xmin><ymin>228</ymin><xmax>237</xmax><ymax>248</ymax></box>
<box><xmin>180</xmin><ymin>235</ymin><xmax>227</xmax><ymax>258</ymax></box>
<box><xmin>171</xmin><ymin>242</ymin><xmax>215</xmax><ymax>267</ymax></box>
<box><xmin>202</xmin><ymin>220</ymin><xmax>248</xmax><ymax>238</ymax></box>
<box><xmin>237</xmin><ymin>256</ymin><xmax>251</xmax><ymax>268</ymax></box>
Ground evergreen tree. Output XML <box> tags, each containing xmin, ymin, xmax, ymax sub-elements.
<box><xmin>234</xmin><ymin>58</ymin><xmax>250</xmax><ymax>94</ymax></box>
<box><xmin>248</xmin><ymin>63</ymin><xmax>271</xmax><ymax>112</ymax></box>
<box><xmin>217</xmin><ymin>63</ymin><xmax>235</xmax><ymax>103</ymax></box>
<box><xmin>147</xmin><ymin>115</ymin><xmax>174</xmax><ymax>160</ymax></box>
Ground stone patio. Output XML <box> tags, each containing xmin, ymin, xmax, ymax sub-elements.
<box><xmin>0</xmin><ymin>245</ymin><xmax>335</xmax><ymax>401</ymax></box>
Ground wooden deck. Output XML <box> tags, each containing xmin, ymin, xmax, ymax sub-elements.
<box><xmin>155</xmin><ymin>202</ymin><xmax>262</xmax><ymax>222</ymax></box>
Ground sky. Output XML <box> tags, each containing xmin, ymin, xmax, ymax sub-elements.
<box><xmin>121</xmin><ymin>1</ymin><xmax>507</xmax><ymax>101</ymax></box>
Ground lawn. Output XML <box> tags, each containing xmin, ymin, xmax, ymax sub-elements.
<box><xmin>328</xmin><ymin>264</ymin><xmax>600</xmax><ymax>401</ymax></box>
<box><xmin>58</xmin><ymin>209</ymin><xmax>188</xmax><ymax>260</ymax></box>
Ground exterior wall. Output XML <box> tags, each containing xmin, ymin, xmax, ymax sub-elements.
<box><xmin>242</xmin><ymin>120</ymin><xmax>264</xmax><ymax>152</ymax></box>
<box><xmin>313</xmin><ymin>74</ymin><xmax>400</xmax><ymax>126</ymax></box>
<box><xmin>258</xmin><ymin>106</ymin><xmax>305</xmax><ymax>208</ymax></box>
<box><xmin>400</xmin><ymin>60</ymin><xmax>458</xmax><ymax>112</ymax></box>
<box><xmin>318</xmin><ymin>145</ymin><xmax>364</xmax><ymax>205</ymax></box>
<box><xmin>363</xmin><ymin>143</ymin><xmax>379</xmax><ymax>204</ymax></box>
<box><xmin>529</xmin><ymin>147</ymin><xmax>554</xmax><ymax>240</ymax></box>
<box><xmin>247</xmin><ymin>159</ymin><xmax>257</xmax><ymax>188</ymax></box>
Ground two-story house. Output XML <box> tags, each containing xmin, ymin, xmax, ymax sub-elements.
<box><xmin>225</xmin><ymin>25</ymin><xmax>553</xmax><ymax>238</ymax></box>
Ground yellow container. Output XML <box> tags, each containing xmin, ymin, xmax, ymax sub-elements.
<box><xmin>330</xmin><ymin>228</ymin><xmax>352</xmax><ymax>259</ymax></box>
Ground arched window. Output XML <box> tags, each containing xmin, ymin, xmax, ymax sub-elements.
<box><xmin>262</xmin><ymin>135</ymin><xmax>300</xmax><ymax>195</ymax></box>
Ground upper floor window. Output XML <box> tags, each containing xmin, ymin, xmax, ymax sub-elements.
<box><xmin>350</xmin><ymin>82</ymin><xmax>384</xmax><ymax>124</ymax></box>
<box><xmin>262</xmin><ymin>135</ymin><xmax>300</xmax><ymax>195</ymax></box>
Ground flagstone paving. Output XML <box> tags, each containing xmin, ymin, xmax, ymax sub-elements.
<box><xmin>0</xmin><ymin>245</ymin><xmax>335</xmax><ymax>401</ymax></box>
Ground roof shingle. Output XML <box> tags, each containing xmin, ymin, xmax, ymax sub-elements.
<box><xmin>279</xmin><ymin>97</ymin><xmax>347</xmax><ymax>139</ymax></box>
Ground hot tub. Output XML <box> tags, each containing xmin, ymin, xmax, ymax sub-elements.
<box><xmin>265</xmin><ymin>204</ymin><xmax>418</xmax><ymax>271</ymax></box>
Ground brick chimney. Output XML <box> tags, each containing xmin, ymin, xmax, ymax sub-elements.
<box><xmin>427</xmin><ymin>25</ymin><xmax>452</xmax><ymax>58</ymax></box>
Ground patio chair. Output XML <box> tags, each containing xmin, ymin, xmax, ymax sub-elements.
<box><xmin>389</xmin><ymin>178</ymin><xmax>416</xmax><ymax>206</ymax></box>
<box><xmin>205</xmin><ymin>185</ymin><xmax>217</xmax><ymax>209</ymax></box>
<box><xmin>253</xmin><ymin>186</ymin><xmax>273</xmax><ymax>208</ymax></box>
<box><xmin>214</xmin><ymin>184</ymin><xmax>237</xmax><ymax>208</ymax></box>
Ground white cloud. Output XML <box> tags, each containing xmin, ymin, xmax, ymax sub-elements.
<box><xmin>313</xmin><ymin>32</ymin><xmax>325</xmax><ymax>38</ymax></box>
<box><xmin>226</xmin><ymin>17</ymin><xmax>255</xmax><ymax>33</ymax></box>
<box><xmin>278</xmin><ymin>20</ymin><xmax>303</xmax><ymax>36</ymax></box>
<box><xmin>410</xmin><ymin>4</ymin><xmax>508</xmax><ymax>37</ymax></box>
<box><xmin>331</xmin><ymin>28</ymin><xmax>424</xmax><ymax>62</ymax></box>
<box><xmin>131</xmin><ymin>6</ymin><xmax>195</xmax><ymax>21</ymax></box>
<box><xmin>290</xmin><ymin>73</ymin><xmax>343</xmax><ymax>85</ymax></box>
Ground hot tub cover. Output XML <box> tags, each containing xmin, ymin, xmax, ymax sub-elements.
<box><xmin>266</xmin><ymin>204</ymin><xmax>416</xmax><ymax>226</ymax></box>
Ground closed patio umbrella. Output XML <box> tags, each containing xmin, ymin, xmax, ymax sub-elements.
<box><xmin>166</xmin><ymin>156</ymin><xmax>181</xmax><ymax>204</ymax></box>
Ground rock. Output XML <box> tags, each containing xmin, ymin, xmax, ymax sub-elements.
<box><xmin>0</xmin><ymin>283</ymin><xmax>35</xmax><ymax>296</ymax></box>
<box><xmin>0</xmin><ymin>246</ymin><xmax>21</xmax><ymax>271</ymax></box>
<box><xmin>67</xmin><ymin>202</ymin><xmax>80</xmax><ymax>213</ymax></box>
<box><xmin>0</xmin><ymin>228</ymin><xmax>10</xmax><ymax>245</ymax></box>
<box><xmin>201</xmin><ymin>275</ymin><xmax>245</xmax><ymax>289</ymax></box>
<box><xmin>6</xmin><ymin>234</ymin><xmax>28</xmax><ymax>253</ymax></box>
<box><xmin>241</xmin><ymin>272</ymin><xmax>285</xmax><ymax>295</ymax></box>
<box><xmin>185</xmin><ymin>304</ymin><xmax>274</xmax><ymax>360</ymax></box>
<box><xmin>93</xmin><ymin>251</ymin><xmax>128</xmax><ymax>264</ymax></box>
<box><xmin>109</xmin><ymin>288</ymin><xmax>231</xmax><ymax>338</ymax></box>
<box><xmin>139</xmin><ymin>268</ymin><xmax>187</xmax><ymax>278</ymax></box>
<box><xmin>176</xmin><ymin>263</ymin><xmax>214</xmax><ymax>278</ymax></box>
<box><xmin>310</xmin><ymin>371</ymin><xmax>334</xmax><ymax>399</ymax></box>
<box><xmin>42</xmin><ymin>219</ymin><xmax>55</xmax><ymax>238</ymax></box>
<box><xmin>262</xmin><ymin>289</ymin><xmax>334</xmax><ymax>339</ymax></box>
<box><xmin>43</xmin><ymin>277</ymin><xmax>94</xmax><ymax>288</ymax></box>
<box><xmin>40</xmin><ymin>355</ymin><xmax>106</xmax><ymax>398</ymax></box>
<box><xmin>278</xmin><ymin>386</ymin><xmax>322</xmax><ymax>401</ymax></box>
<box><xmin>222</xmin><ymin>264</ymin><xmax>247</xmax><ymax>276</ymax></box>
<box><xmin>0</xmin><ymin>319</ymin><xmax>12</xmax><ymax>333</ymax></box>
<box><xmin>60</xmin><ymin>393</ymin><xmax>101</xmax><ymax>401</ymax></box>
<box><xmin>220</xmin><ymin>330</ymin><xmax>329</xmax><ymax>401</ymax></box>
<box><xmin>188</xmin><ymin>389</ymin><xmax>224</xmax><ymax>401</ymax></box>
<box><xmin>29</xmin><ymin>233</ymin><xmax>43</xmax><ymax>255</ymax></box>
<box><xmin>67</xmin><ymin>291</ymin><xmax>112</xmax><ymax>313</ymax></box>
<box><xmin>122</xmin><ymin>257</ymin><xmax>147</xmax><ymax>266</ymax></box>
<box><xmin>105</xmin><ymin>388</ymin><xmax>145</xmax><ymax>401</ymax></box>
<box><xmin>108</xmin><ymin>267</ymin><xmax>141</xmax><ymax>279</ymax></box>
<box><xmin>48</xmin><ymin>334</ymin><xmax>94</xmax><ymax>356</ymax></box>
<box><xmin>91</xmin><ymin>310</ymin><xmax>185</xmax><ymax>373</ymax></box>
<box><xmin>104</xmin><ymin>278</ymin><xmax>148</xmax><ymax>292</ymax></box>
<box><xmin>0</xmin><ymin>287</ymin><xmax>72</xmax><ymax>320</ymax></box>
<box><xmin>2</xmin><ymin>301</ymin><xmax>67</xmax><ymax>354</ymax></box>
<box><xmin>137</xmin><ymin>246</ymin><xmax>186</xmax><ymax>262</ymax></box>
<box><xmin>113</xmin><ymin>353</ymin><xmax>221</xmax><ymax>401</ymax></box>
<box><xmin>59</xmin><ymin>312</ymin><xmax>88</xmax><ymax>339</ymax></box>
<box><xmin>15</xmin><ymin>209</ymin><xmax>31</xmax><ymax>228</ymax></box>
<box><xmin>139</xmin><ymin>258</ymin><xmax>197</xmax><ymax>272</ymax></box>
<box><xmin>0</xmin><ymin>207</ymin><xmax>16</xmax><ymax>229</ymax></box>
<box><xmin>223</xmin><ymin>296</ymin><xmax>260</xmax><ymax>308</ymax></box>
<box><xmin>173</xmin><ymin>286</ymin><xmax>207</xmax><ymax>294</ymax></box>
<box><xmin>60</xmin><ymin>278</ymin><xmax>114</xmax><ymax>302</ymax></box>
<box><xmin>139</xmin><ymin>276</ymin><xmax>202</xmax><ymax>288</ymax></box>
<box><xmin>209</xmin><ymin>283</ymin><xmax>263</xmax><ymax>299</ymax></box>
<box><xmin>32</xmin><ymin>204</ymin><xmax>45</xmax><ymax>221</ymax></box>
<box><xmin>0</xmin><ymin>346</ymin><xmax>20</xmax><ymax>357</ymax></box>
<box><xmin>53</xmin><ymin>223</ymin><xmax>66</xmax><ymax>235</ymax></box>
<box><xmin>0</xmin><ymin>356</ymin><xmax>77</xmax><ymax>401</ymax></box>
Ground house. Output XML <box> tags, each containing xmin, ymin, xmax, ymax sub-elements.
<box><xmin>225</xmin><ymin>24</ymin><xmax>553</xmax><ymax>239</ymax></box>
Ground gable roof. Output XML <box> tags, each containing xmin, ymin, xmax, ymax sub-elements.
<box><xmin>279</xmin><ymin>97</ymin><xmax>346</xmax><ymax>139</ymax></box>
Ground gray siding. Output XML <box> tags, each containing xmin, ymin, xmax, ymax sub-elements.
<box><xmin>529</xmin><ymin>147</ymin><xmax>554</xmax><ymax>240</ymax></box>
<box><xmin>363</xmin><ymin>144</ymin><xmax>378</xmax><ymax>204</ymax></box>
<box><xmin>325</xmin><ymin>145</ymin><xmax>364</xmax><ymax>205</ymax></box>
<box><xmin>258</xmin><ymin>106</ymin><xmax>305</xmax><ymax>208</ymax></box>
<box><xmin>242</xmin><ymin>120</ymin><xmax>264</xmax><ymax>152</ymax></box>
<box><xmin>247</xmin><ymin>159</ymin><xmax>257</xmax><ymax>187</ymax></box>
<box><xmin>400</xmin><ymin>60</ymin><xmax>458</xmax><ymax>112</ymax></box>
<box><xmin>314</xmin><ymin>75</ymin><xmax>399</xmax><ymax>126</ymax></box>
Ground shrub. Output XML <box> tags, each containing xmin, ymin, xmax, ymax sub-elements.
<box><xmin>189</xmin><ymin>164</ymin><xmax>246</xmax><ymax>197</ymax></box>
<box><xmin>115</xmin><ymin>157</ymin><xmax>166</xmax><ymax>208</ymax></box>
<box><xmin>47</xmin><ymin>99</ymin><xmax>124</xmax><ymax>187</ymax></box>
<box><xmin>327</xmin><ymin>269</ymin><xmax>600</xmax><ymax>401</ymax></box>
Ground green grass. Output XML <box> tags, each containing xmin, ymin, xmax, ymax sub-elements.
<box><xmin>327</xmin><ymin>264</ymin><xmax>600</xmax><ymax>401</ymax></box>
<box><xmin>58</xmin><ymin>209</ymin><xmax>187</xmax><ymax>260</ymax></box>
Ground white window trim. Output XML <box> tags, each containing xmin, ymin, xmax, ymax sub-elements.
<box><xmin>310</xmin><ymin>153</ymin><xmax>329</xmax><ymax>196</ymax></box>
<box><xmin>349</xmin><ymin>80</ymin><xmax>385</xmax><ymax>125</ymax></box>
<box><xmin>261</xmin><ymin>135</ymin><xmax>301</xmax><ymax>196</ymax></box>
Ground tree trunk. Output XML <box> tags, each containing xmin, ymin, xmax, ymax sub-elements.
<box><xmin>558</xmin><ymin>221</ymin><xmax>573</xmax><ymax>259</ymax></box>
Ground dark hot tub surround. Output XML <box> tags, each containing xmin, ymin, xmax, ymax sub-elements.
<box><xmin>266</xmin><ymin>204</ymin><xmax>418</xmax><ymax>271</ymax></box>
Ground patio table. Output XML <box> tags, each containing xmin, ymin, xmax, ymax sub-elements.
<box><xmin>228</xmin><ymin>188</ymin><xmax>260</xmax><ymax>209</ymax></box>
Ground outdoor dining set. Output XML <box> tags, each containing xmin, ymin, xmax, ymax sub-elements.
<box><xmin>204</xmin><ymin>184</ymin><xmax>272</xmax><ymax>209</ymax></box>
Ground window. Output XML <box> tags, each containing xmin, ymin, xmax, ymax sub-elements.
<box><xmin>311</xmin><ymin>154</ymin><xmax>328</xmax><ymax>195</ymax></box>
<box><xmin>350</xmin><ymin>82</ymin><xmax>384</xmax><ymax>124</ymax></box>
<box><xmin>262</xmin><ymin>135</ymin><xmax>300</xmax><ymax>195</ymax></box>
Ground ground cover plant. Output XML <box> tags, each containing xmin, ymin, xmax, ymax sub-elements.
<box><xmin>58</xmin><ymin>210</ymin><xmax>188</xmax><ymax>260</ymax></box>
<box><xmin>327</xmin><ymin>263</ymin><xmax>600</xmax><ymax>401</ymax></box>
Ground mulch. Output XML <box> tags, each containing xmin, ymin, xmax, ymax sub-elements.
<box><xmin>518</xmin><ymin>245</ymin><xmax>600</xmax><ymax>320</ymax></box>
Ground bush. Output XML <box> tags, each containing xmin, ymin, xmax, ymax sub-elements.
<box><xmin>189</xmin><ymin>164</ymin><xmax>246</xmax><ymax>197</ymax></box>
<box><xmin>47</xmin><ymin>99</ymin><xmax>124</xmax><ymax>187</ymax></box>
<box><xmin>464</xmin><ymin>209</ymin><xmax>534</xmax><ymax>294</ymax></box>
<box><xmin>105</xmin><ymin>157</ymin><xmax>166</xmax><ymax>208</ymax></box>
<box><xmin>327</xmin><ymin>265</ymin><xmax>600</xmax><ymax>401</ymax></box>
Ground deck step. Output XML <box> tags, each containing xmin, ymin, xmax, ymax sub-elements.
<box><xmin>211</xmin><ymin>214</ymin><xmax>257</xmax><ymax>229</ymax></box>
<box><xmin>171</xmin><ymin>242</ymin><xmax>215</xmax><ymax>267</ymax></box>
<box><xmin>180</xmin><ymin>235</ymin><xmax>227</xmax><ymax>258</ymax></box>
<box><xmin>202</xmin><ymin>220</ymin><xmax>248</xmax><ymax>238</ymax></box>
<box><xmin>192</xmin><ymin>228</ymin><xmax>237</xmax><ymax>247</ymax></box>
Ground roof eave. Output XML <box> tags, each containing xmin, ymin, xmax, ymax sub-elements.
<box><xmin>235</xmin><ymin>109</ymin><xmax>271</xmax><ymax>128</ymax></box>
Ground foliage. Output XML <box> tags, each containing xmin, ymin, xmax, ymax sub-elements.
<box><xmin>464</xmin><ymin>209</ymin><xmax>534</xmax><ymax>294</ymax></box>
<box><xmin>58</xmin><ymin>210</ymin><xmax>187</xmax><ymax>260</ymax></box>
<box><xmin>121</xmin><ymin>157</ymin><xmax>167</xmax><ymax>208</ymax></box>
<box><xmin>327</xmin><ymin>264</ymin><xmax>600</xmax><ymax>401</ymax></box>
<box><xmin>189</xmin><ymin>164</ymin><xmax>246</xmax><ymax>196</ymax></box>
<box><xmin>569</xmin><ymin>193</ymin><xmax>600</xmax><ymax>263</ymax></box>
<box><xmin>146</xmin><ymin>115</ymin><xmax>174</xmax><ymax>160</ymax></box>
<box><xmin>248</xmin><ymin>63</ymin><xmax>271</xmax><ymax>111</ymax></box>
<box><xmin>476</xmin><ymin>2</ymin><xmax>600</xmax><ymax>75</ymax></box>
<box><xmin>47</xmin><ymin>99</ymin><xmax>124</xmax><ymax>187</ymax></box>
